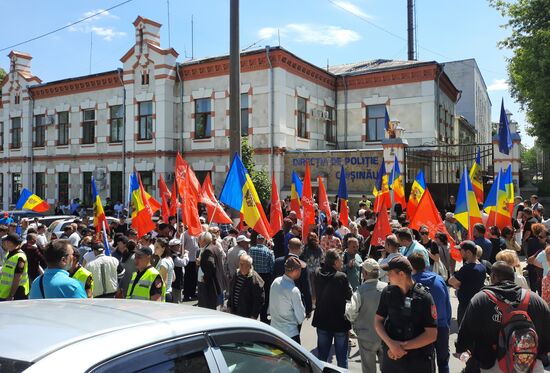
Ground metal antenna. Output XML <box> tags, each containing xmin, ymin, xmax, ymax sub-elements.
<box><xmin>167</xmin><ymin>0</ymin><xmax>171</xmax><ymax>48</ymax></box>
<box><xmin>191</xmin><ymin>15</ymin><xmax>194</xmax><ymax>59</ymax></box>
<box><xmin>89</xmin><ymin>32</ymin><xmax>93</xmax><ymax>74</ymax></box>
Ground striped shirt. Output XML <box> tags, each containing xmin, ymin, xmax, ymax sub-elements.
<box><xmin>248</xmin><ymin>244</ymin><xmax>275</xmax><ymax>274</ymax></box>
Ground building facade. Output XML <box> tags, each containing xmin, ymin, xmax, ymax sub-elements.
<box><xmin>0</xmin><ymin>16</ymin><xmax>460</xmax><ymax>210</ymax></box>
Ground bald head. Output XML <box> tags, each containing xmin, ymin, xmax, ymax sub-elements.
<box><xmin>490</xmin><ymin>261</ymin><xmax>515</xmax><ymax>284</ymax></box>
<box><xmin>288</xmin><ymin>238</ymin><xmax>302</xmax><ymax>254</ymax></box>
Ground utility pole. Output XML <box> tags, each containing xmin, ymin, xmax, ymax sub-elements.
<box><xmin>229</xmin><ymin>0</ymin><xmax>241</xmax><ymax>162</ymax></box>
<box><xmin>407</xmin><ymin>0</ymin><xmax>415</xmax><ymax>61</ymax></box>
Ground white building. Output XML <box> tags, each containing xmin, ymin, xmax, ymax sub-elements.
<box><xmin>0</xmin><ymin>16</ymin><xmax>460</xmax><ymax>210</ymax></box>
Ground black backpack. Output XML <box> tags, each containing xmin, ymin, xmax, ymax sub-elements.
<box><xmin>484</xmin><ymin>289</ymin><xmax>539</xmax><ymax>373</ymax></box>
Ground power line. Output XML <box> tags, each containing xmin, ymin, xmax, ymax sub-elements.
<box><xmin>0</xmin><ymin>0</ymin><xmax>135</xmax><ymax>52</ymax></box>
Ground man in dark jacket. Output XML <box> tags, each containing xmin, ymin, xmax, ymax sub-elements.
<box><xmin>273</xmin><ymin>237</ymin><xmax>312</xmax><ymax>318</ymax></box>
<box><xmin>197</xmin><ymin>232</ymin><xmax>221</xmax><ymax>310</ymax></box>
<box><xmin>227</xmin><ymin>254</ymin><xmax>264</xmax><ymax>319</ymax></box>
<box><xmin>312</xmin><ymin>249</ymin><xmax>352</xmax><ymax>369</ymax></box>
<box><xmin>456</xmin><ymin>261</ymin><xmax>550</xmax><ymax>372</ymax></box>
<box><xmin>21</xmin><ymin>233</ymin><xmax>46</xmax><ymax>282</ymax></box>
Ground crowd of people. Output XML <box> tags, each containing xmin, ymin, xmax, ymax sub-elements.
<box><xmin>0</xmin><ymin>192</ymin><xmax>550</xmax><ymax>373</ymax></box>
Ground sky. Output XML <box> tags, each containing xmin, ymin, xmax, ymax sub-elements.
<box><xmin>0</xmin><ymin>0</ymin><xmax>533</xmax><ymax>147</ymax></box>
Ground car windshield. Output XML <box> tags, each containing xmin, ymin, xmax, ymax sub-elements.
<box><xmin>0</xmin><ymin>357</ymin><xmax>33</xmax><ymax>372</ymax></box>
<box><xmin>47</xmin><ymin>221</ymin><xmax>60</xmax><ymax>233</ymax></box>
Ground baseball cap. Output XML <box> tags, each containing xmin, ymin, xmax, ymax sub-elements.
<box><xmin>459</xmin><ymin>240</ymin><xmax>477</xmax><ymax>255</ymax></box>
<box><xmin>135</xmin><ymin>246</ymin><xmax>153</xmax><ymax>256</ymax></box>
<box><xmin>380</xmin><ymin>256</ymin><xmax>412</xmax><ymax>274</ymax></box>
<box><xmin>169</xmin><ymin>238</ymin><xmax>181</xmax><ymax>246</ymax></box>
<box><xmin>3</xmin><ymin>232</ymin><xmax>21</xmax><ymax>245</ymax></box>
<box><xmin>236</xmin><ymin>235</ymin><xmax>250</xmax><ymax>243</ymax></box>
<box><xmin>284</xmin><ymin>256</ymin><xmax>306</xmax><ymax>271</ymax></box>
<box><xmin>361</xmin><ymin>258</ymin><xmax>380</xmax><ymax>272</ymax></box>
<box><xmin>445</xmin><ymin>212</ymin><xmax>454</xmax><ymax>219</ymax></box>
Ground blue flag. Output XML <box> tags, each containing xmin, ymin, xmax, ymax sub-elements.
<box><xmin>337</xmin><ymin>165</ymin><xmax>348</xmax><ymax>200</ymax></box>
<box><xmin>384</xmin><ymin>107</ymin><xmax>390</xmax><ymax>130</ymax></box>
<box><xmin>498</xmin><ymin>99</ymin><xmax>513</xmax><ymax>155</ymax></box>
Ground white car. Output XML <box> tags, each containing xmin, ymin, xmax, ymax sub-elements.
<box><xmin>46</xmin><ymin>217</ymin><xmax>121</xmax><ymax>240</ymax></box>
<box><xmin>0</xmin><ymin>299</ymin><xmax>347</xmax><ymax>373</ymax></box>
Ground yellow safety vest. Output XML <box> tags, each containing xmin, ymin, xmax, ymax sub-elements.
<box><xmin>0</xmin><ymin>250</ymin><xmax>29</xmax><ymax>298</ymax></box>
<box><xmin>126</xmin><ymin>266</ymin><xmax>165</xmax><ymax>301</ymax></box>
<box><xmin>71</xmin><ymin>266</ymin><xmax>94</xmax><ymax>296</ymax></box>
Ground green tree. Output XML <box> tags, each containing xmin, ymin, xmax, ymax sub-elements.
<box><xmin>490</xmin><ymin>0</ymin><xmax>550</xmax><ymax>145</ymax></box>
<box><xmin>241</xmin><ymin>137</ymin><xmax>271</xmax><ymax>206</ymax></box>
<box><xmin>520</xmin><ymin>144</ymin><xmax>537</xmax><ymax>170</ymax></box>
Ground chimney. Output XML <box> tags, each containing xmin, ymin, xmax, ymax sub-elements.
<box><xmin>8</xmin><ymin>51</ymin><xmax>32</xmax><ymax>75</ymax></box>
<box><xmin>133</xmin><ymin>16</ymin><xmax>161</xmax><ymax>48</ymax></box>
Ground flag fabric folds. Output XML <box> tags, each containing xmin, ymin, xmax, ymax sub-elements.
<box><xmin>169</xmin><ymin>182</ymin><xmax>179</xmax><ymax>217</ymax></box>
<box><xmin>337</xmin><ymin>165</ymin><xmax>349</xmax><ymax>227</ymax></box>
<box><xmin>495</xmin><ymin>168</ymin><xmax>510</xmax><ymax>230</ymax></box>
<box><xmin>384</xmin><ymin>107</ymin><xmax>390</xmax><ymax>130</ymax></box>
<box><xmin>470</xmin><ymin>147</ymin><xmax>484</xmax><ymax>204</ymax></box>
<box><xmin>498</xmin><ymin>99</ymin><xmax>513</xmax><ymax>155</ymax></box>
<box><xmin>389</xmin><ymin>155</ymin><xmax>406</xmax><ymax>208</ymax></box>
<box><xmin>130</xmin><ymin>172</ymin><xmax>157</xmax><ymax>237</ymax></box>
<box><xmin>301</xmin><ymin>162</ymin><xmax>315</xmax><ymax>241</ymax></box>
<box><xmin>484</xmin><ymin>168</ymin><xmax>501</xmax><ymax>227</ymax></box>
<box><xmin>504</xmin><ymin>165</ymin><xmax>514</xmax><ymax>218</ymax></box>
<box><xmin>454</xmin><ymin>167</ymin><xmax>483</xmax><ymax>239</ymax></box>
<box><xmin>269</xmin><ymin>172</ymin><xmax>284</xmax><ymax>236</ymax></box>
<box><xmin>175</xmin><ymin>153</ymin><xmax>202</xmax><ymax>235</ymax></box>
<box><xmin>158</xmin><ymin>174</ymin><xmax>171</xmax><ymax>223</ymax></box>
<box><xmin>91</xmin><ymin>176</ymin><xmax>109</xmax><ymax>235</ymax></box>
<box><xmin>15</xmin><ymin>188</ymin><xmax>50</xmax><ymax>212</ymax></box>
<box><xmin>370</xmin><ymin>199</ymin><xmax>392</xmax><ymax>248</ymax></box>
<box><xmin>219</xmin><ymin>154</ymin><xmax>271</xmax><ymax>239</ymax></box>
<box><xmin>201</xmin><ymin>173</ymin><xmax>232</xmax><ymax>225</ymax></box>
<box><xmin>410</xmin><ymin>189</ymin><xmax>461</xmax><ymax>262</ymax></box>
<box><xmin>373</xmin><ymin>159</ymin><xmax>391</xmax><ymax>213</ymax></box>
<box><xmin>290</xmin><ymin>171</ymin><xmax>303</xmax><ymax>219</ymax></box>
<box><xmin>406</xmin><ymin>170</ymin><xmax>426</xmax><ymax>220</ymax></box>
<box><xmin>317</xmin><ymin>176</ymin><xmax>331</xmax><ymax>227</ymax></box>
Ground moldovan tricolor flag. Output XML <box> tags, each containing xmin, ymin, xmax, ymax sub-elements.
<box><xmin>290</xmin><ymin>171</ymin><xmax>303</xmax><ymax>219</ymax></box>
<box><xmin>201</xmin><ymin>173</ymin><xmax>233</xmax><ymax>224</ymax></box>
<box><xmin>410</xmin><ymin>189</ymin><xmax>461</xmax><ymax>262</ymax></box>
<box><xmin>15</xmin><ymin>188</ymin><xmax>49</xmax><ymax>212</ymax></box>
<box><xmin>484</xmin><ymin>168</ymin><xmax>501</xmax><ymax>227</ymax></box>
<box><xmin>469</xmin><ymin>147</ymin><xmax>484</xmax><ymax>204</ymax></box>
<box><xmin>373</xmin><ymin>160</ymin><xmax>391</xmax><ymax>213</ymax></box>
<box><xmin>406</xmin><ymin>170</ymin><xmax>426</xmax><ymax>220</ymax></box>
<box><xmin>317</xmin><ymin>176</ymin><xmax>331</xmax><ymax>226</ymax></box>
<box><xmin>219</xmin><ymin>154</ymin><xmax>271</xmax><ymax>239</ymax></box>
<box><xmin>270</xmin><ymin>172</ymin><xmax>284</xmax><ymax>236</ymax></box>
<box><xmin>337</xmin><ymin>165</ymin><xmax>349</xmax><ymax>227</ymax></box>
<box><xmin>389</xmin><ymin>155</ymin><xmax>406</xmax><ymax>207</ymax></box>
<box><xmin>91</xmin><ymin>176</ymin><xmax>109</xmax><ymax>235</ymax></box>
<box><xmin>130</xmin><ymin>172</ymin><xmax>157</xmax><ymax>237</ymax></box>
<box><xmin>301</xmin><ymin>162</ymin><xmax>315</xmax><ymax>241</ymax></box>
<box><xmin>504</xmin><ymin>164</ymin><xmax>514</xmax><ymax>217</ymax></box>
<box><xmin>454</xmin><ymin>167</ymin><xmax>483</xmax><ymax>239</ymax></box>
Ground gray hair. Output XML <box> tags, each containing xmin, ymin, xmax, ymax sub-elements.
<box><xmin>240</xmin><ymin>253</ymin><xmax>253</xmax><ymax>265</ymax></box>
<box><xmin>198</xmin><ymin>231</ymin><xmax>213</xmax><ymax>247</ymax></box>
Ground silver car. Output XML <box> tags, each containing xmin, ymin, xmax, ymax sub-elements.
<box><xmin>0</xmin><ymin>299</ymin><xmax>347</xmax><ymax>373</ymax></box>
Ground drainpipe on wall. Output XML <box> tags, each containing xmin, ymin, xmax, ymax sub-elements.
<box><xmin>117</xmin><ymin>68</ymin><xmax>126</xmax><ymax>199</ymax></box>
<box><xmin>27</xmin><ymin>85</ymin><xmax>34</xmax><ymax>192</ymax></box>
<box><xmin>342</xmin><ymin>75</ymin><xmax>348</xmax><ymax>149</ymax></box>
<box><xmin>334</xmin><ymin>76</ymin><xmax>338</xmax><ymax>149</ymax></box>
<box><xmin>266</xmin><ymin>46</ymin><xmax>274</xmax><ymax>176</ymax></box>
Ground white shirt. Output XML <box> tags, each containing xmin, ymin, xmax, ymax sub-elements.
<box><xmin>269</xmin><ymin>275</ymin><xmax>306</xmax><ymax>338</ymax></box>
<box><xmin>156</xmin><ymin>257</ymin><xmax>174</xmax><ymax>294</ymax></box>
<box><xmin>36</xmin><ymin>233</ymin><xmax>48</xmax><ymax>248</ymax></box>
<box><xmin>85</xmin><ymin>253</ymin><xmax>121</xmax><ymax>297</ymax></box>
<box><xmin>378</xmin><ymin>252</ymin><xmax>402</xmax><ymax>283</ymax></box>
<box><xmin>68</xmin><ymin>232</ymin><xmax>81</xmax><ymax>247</ymax></box>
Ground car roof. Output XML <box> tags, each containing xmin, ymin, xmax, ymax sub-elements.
<box><xmin>0</xmin><ymin>299</ymin><xmax>273</xmax><ymax>364</ymax></box>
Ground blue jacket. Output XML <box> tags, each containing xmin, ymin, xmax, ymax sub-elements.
<box><xmin>412</xmin><ymin>271</ymin><xmax>451</xmax><ymax>328</ymax></box>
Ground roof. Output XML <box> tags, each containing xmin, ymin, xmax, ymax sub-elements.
<box><xmin>328</xmin><ymin>59</ymin><xmax>436</xmax><ymax>76</ymax></box>
<box><xmin>29</xmin><ymin>69</ymin><xmax>119</xmax><ymax>89</ymax></box>
<box><xmin>0</xmin><ymin>299</ymin><xmax>266</xmax><ymax>364</ymax></box>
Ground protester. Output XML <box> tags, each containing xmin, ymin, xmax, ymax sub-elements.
<box><xmin>301</xmin><ymin>232</ymin><xmax>324</xmax><ymax>303</ymax></box>
<box><xmin>313</xmin><ymin>249</ymin><xmax>353</xmax><ymax>369</ymax></box>
<box><xmin>444</xmin><ymin>212</ymin><xmax>460</xmax><ymax>243</ymax></box>
<box><xmin>114</xmin><ymin>237</ymin><xmax>136</xmax><ymax>296</ymax></box>
<box><xmin>472</xmin><ymin>223</ymin><xmax>492</xmax><ymax>262</ymax></box>
<box><xmin>501</xmin><ymin>225</ymin><xmax>521</xmax><ymax>253</ymax></box>
<box><xmin>374</xmin><ymin>255</ymin><xmax>438</xmax><ymax>372</ymax></box>
<box><xmin>85</xmin><ymin>242</ymin><xmax>125</xmax><ymax>298</ymax></box>
<box><xmin>248</xmin><ymin>234</ymin><xmax>274</xmax><ymax>323</ymax></box>
<box><xmin>227</xmin><ymin>254</ymin><xmax>264</xmax><ymax>319</ymax></box>
<box><xmin>183</xmin><ymin>229</ymin><xmax>199</xmax><ymax>301</ymax></box>
<box><xmin>449</xmin><ymin>240</ymin><xmax>487</xmax><ymax>325</ymax></box>
<box><xmin>526</xmin><ymin>224</ymin><xmax>547</xmax><ymax>293</ymax></box>
<box><xmin>418</xmin><ymin>225</ymin><xmax>440</xmax><ymax>268</ymax></box>
<box><xmin>343</xmin><ymin>236</ymin><xmax>363</xmax><ymax>291</ymax></box>
<box><xmin>0</xmin><ymin>233</ymin><xmax>29</xmax><ymax>301</ymax></box>
<box><xmin>345</xmin><ymin>258</ymin><xmax>387</xmax><ymax>373</ymax></box>
<box><xmin>410</xmin><ymin>252</ymin><xmax>451</xmax><ymax>373</ymax></box>
<box><xmin>496</xmin><ymin>249</ymin><xmax>529</xmax><ymax>289</ymax></box>
<box><xmin>226</xmin><ymin>235</ymin><xmax>249</xmax><ymax>281</ymax></box>
<box><xmin>69</xmin><ymin>249</ymin><xmax>94</xmax><ymax>298</ymax></box>
<box><xmin>154</xmin><ymin>237</ymin><xmax>175</xmax><ymax>303</ymax></box>
<box><xmin>169</xmin><ymin>238</ymin><xmax>188</xmax><ymax>304</ymax></box>
<box><xmin>270</xmin><ymin>256</ymin><xmax>306</xmax><ymax>343</ymax></box>
<box><xmin>378</xmin><ymin>234</ymin><xmax>402</xmax><ymax>283</ymax></box>
<box><xmin>30</xmin><ymin>240</ymin><xmax>86</xmax><ymax>299</ymax></box>
<box><xmin>126</xmin><ymin>246</ymin><xmax>165</xmax><ymax>301</ymax></box>
<box><xmin>197</xmin><ymin>232</ymin><xmax>221</xmax><ymax>309</ymax></box>
<box><xmin>433</xmin><ymin>231</ymin><xmax>451</xmax><ymax>278</ymax></box>
<box><xmin>320</xmin><ymin>225</ymin><xmax>342</xmax><ymax>252</ymax></box>
<box><xmin>456</xmin><ymin>261</ymin><xmax>550</xmax><ymax>372</ymax></box>
<box><xmin>396</xmin><ymin>227</ymin><xmax>430</xmax><ymax>268</ymax></box>
<box><xmin>20</xmin><ymin>233</ymin><xmax>46</xmax><ymax>283</ymax></box>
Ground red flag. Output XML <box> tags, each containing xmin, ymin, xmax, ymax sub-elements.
<box><xmin>410</xmin><ymin>189</ymin><xmax>461</xmax><ymax>262</ymax></box>
<box><xmin>158</xmin><ymin>174</ymin><xmax>171</xmax><ymax>223</ymax></box>
<box><xmin>169</xmin><ymin>182</ymin><xmax>179</xmax><ymax>216</ymax></box>
<box><xmin>301</xmin><ymin>163</ymin><xmax>315</xmax><ymax>241</ymax></box>
<box><xmin>317</xmin><ymin>176</ymin><xmax>331</xmax><ymax>226</ymax></box>
<box><xmin>131</xmin><ymin>173</ymin><xmax>157</xmax><ymax>237</ymax></box>
<box><xmin>270</xmin><ymin>172</ymin><xmax>284</xmax><ymax>236</ymax></box>
<box><xmin>175</xmin><ymin>153</ymin><xmax>201</xmax><ymax>199</ymax></box>
<box><xmin>370</xmin><ymin>199</ymin><xmax>392</xmax><ymax>247</ymax></box>
<box><xmin>339</xmin><ymin>199</ymin><xmax>349</xmax><ymax>228</ymax></box>
<box><xmin>201</xmin><ymin>174</ymin><xmax>233</xmax><ymax>224</ymax></box>
<box><xmin>182</xmin><ymin>172</ymin><xmax>203</xmax><ymax>236</ymax></box>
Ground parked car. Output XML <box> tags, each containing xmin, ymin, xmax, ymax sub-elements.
<box><xmin>47</xmin><ymin>216</ymin><xmax>120</xmax><ymax>240</ymax></box>
<box><xmin>0</xmin><ymin>299</ymin><xmax>346</xmax><ymax>373</ymax></box>
<box><xmin>37</xmin><ymin>215</ymin><xmax>76</xmax><ymax>229</ymax></box>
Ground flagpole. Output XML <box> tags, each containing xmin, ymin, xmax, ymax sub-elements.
<box><xmin>209</xmin><ymin>201</ymin><xmax>220</xmax><ymax>226</ymax></box>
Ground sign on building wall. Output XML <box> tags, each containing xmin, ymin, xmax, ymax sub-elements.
<box><xmin>284</xmin><ymin>150</ymin><xmax>384</xmax><ymax>196</ymax></box>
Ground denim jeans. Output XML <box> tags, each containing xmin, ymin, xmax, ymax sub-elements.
<box><xmin>435</xmin><ymin>326</ymin><xmax>450</xmax><ymax>373</ymax></box>
<box><xmin>316</xmin><ymin>329</ymin><xmax>349</xmax><ymax>369</ymax></box>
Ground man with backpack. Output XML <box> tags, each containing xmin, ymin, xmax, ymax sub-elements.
<box><xmin>455</xmin><ymin>261</ymin><xmax>550</xmax><ymax>373</ymax></box>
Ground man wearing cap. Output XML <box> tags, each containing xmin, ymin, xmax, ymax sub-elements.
<box><xmin>127</xmin><ymin>246</ymin><xmax>165</xmax><ymax>301</ymax></box>
<box><xmin>0</xmin><ymin>233</ymin><xmax>29</xmax><ymax>301</ymax></box>
<box><xmin>269</xmin><ymin>256</ymin><xmax>306</xmax><ymax>344</ymax></box>
<box><xmin>444</xmin><ymin>212</ymin><xmax>459</xmax><ymax>244</ymax></box>
<box><xmin>30</xmin><ymin>240</ymin><xmax>86</xmax><ymax>299</ymax></box>
<box><xmin>345</xmin><ymin>258</ymin><xmax>388</xmax><ymax>373</ymax></box>
<box><xmin>85</xmin><ymin>242</ymin><xmax>125</xmax><ymax>298</ymax></box>
<box><xmin>374</xmin><ymin>255</ymin><xmax>438</xmax><ymax>372</ymax></box>
<box><xmin>114</xmin><ymin>236</ymin><xmax>137</xmax><ymax>296</ymax></box>
<box><xmin>226</xmin><ymin>235</ymin><xmax>249</xmax><ymax>281</ymax></box>
<box><xmin>448</xmin><ymin>240</ymin><xmax>487</xmax><ymax>326</ymax></box>
<box><xmin>249</xmin><ymin>234</ymin><xmax>275</xmax><ymax>323</ymax></box>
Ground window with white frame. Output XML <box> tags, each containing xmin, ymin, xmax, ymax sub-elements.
<box><xmin>82</xmin><ymin>109</ymin><xmax>95</xmax><ymax>144</ymax></box>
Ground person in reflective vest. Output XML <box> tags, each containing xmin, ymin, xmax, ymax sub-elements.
<box><xmin>0</xmin><ymin>233</ymin><xmax>29</xmax><ymax>301</ymax></box>
<box><xmin>69</xmin><ymin>250</ymin><xmax>94</xmax><ymax>298</ymax></box>
<box><xmin>126</xmin><ymin>246</ymin><xmax>165</xmax><ymax>301</ymax></box>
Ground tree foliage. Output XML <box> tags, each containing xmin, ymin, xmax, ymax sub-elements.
<box><xmin>490</xmin><ymin>0</ymin><xmax>550</xmax><ymax>145</ymax></box>
<box><xmin>241</xmin><ymin>137</ymin><xmax>271</xmax><ymax>206</ymax></box>
<box><xmin>0</xmin><ymin>68</ymin><xmax>5</xmax><ymax>82</ymax></box>
<box><xmin>520</xmin><ymin>144</ymin><xmax>537</xmax><ymax>170</ymax></box>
